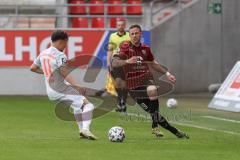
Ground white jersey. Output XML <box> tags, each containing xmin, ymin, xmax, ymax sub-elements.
<box><xmin>34</xmin><ymin>46</ymin><xmax>68</xmax><ymax>100</ymax></box>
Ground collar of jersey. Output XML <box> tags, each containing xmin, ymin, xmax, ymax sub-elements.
<box><xmin>50</xmin><ymin>46</ymin><xmax>62</xmax><ymax>53</ymax></box>
<box><xmin>130</xmin><ymin>42</ymin><xmax>142</xmax><ymax>48</ymax></box>
<box><xmin>117</xmin><ymin>31</ymin><xmax>126</xmax><ymax>37</ymax></box>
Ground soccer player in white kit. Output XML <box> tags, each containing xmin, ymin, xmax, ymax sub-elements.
<box><xmin>30</xmin><ymin>30</ymin><xmax>98</xmax><ymax>140</ymax></box>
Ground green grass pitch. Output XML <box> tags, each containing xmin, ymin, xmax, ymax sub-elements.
<box><xmin>0</xmin><ymin>95</ymin><xmax>240</xmax><ymax>160</ymax></box>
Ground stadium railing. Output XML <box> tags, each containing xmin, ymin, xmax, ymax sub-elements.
<box><xmin>149</xmin><ymin>0</ymin><xmax>198</xmax><ymax>27</ymax></box>
<box><xmin>0</xmin><ymin>1</ymin><xmax>144</xmax><ymax>30</ymax></box>
<box><xmin>150</xmin><ymin>0</ymin><xmax>179</xmax><ymax>26</ymax></box>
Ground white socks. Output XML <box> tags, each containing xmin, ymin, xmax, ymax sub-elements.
<box><xmin>82</xmin><ymin>103</ymin><xmax>94</xmax><ymax>131</ymax></box>
<box><xmin>74</xmin><ymin>103</ymin><xmax>94</xmax><ymax>131</ymax></box>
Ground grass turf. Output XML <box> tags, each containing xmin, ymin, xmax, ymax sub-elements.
<box><xmin>0</xmin><ymin>95</ymin><xmax>240</xmax><ymax>160</ymax></box>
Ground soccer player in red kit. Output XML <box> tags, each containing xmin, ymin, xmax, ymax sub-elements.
<box><xmin>111</xmin><ymin>24</ymin><xmax>189</xmax><ymax>138</ymax></box>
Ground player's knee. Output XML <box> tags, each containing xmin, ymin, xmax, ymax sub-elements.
<box><xmin>147</xmin><ymin>85</ymin><xmax>158</xmax><ymax>100</ymax></box>
<box><xmin>81</xmin><ymin>103</ymin><xmax>94</xmax><ymax>121</ymax></box>
<box><xmin>82</xmin><ymin>103</ymin><xmax>94</xmax><ymax>112</ymax></box>
<box><xmin>83</xmin><ymin>98</ymin><xmax>89</xmax><ymax>105</ymax></box>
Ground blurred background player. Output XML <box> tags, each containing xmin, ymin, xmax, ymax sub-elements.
<box><xmin>30</xmin><ymin>30</ymin><xmax>97</xmax><ymax>140</ymax></box>
<box><xmin>112</xmin><ymin>24</ymin><xmax>189</xmax><ymax>138</ymax></box>
<box><xmin>106</xmin><ymin>18</ymin><xmax>130</xmax><ymax>112</ymax></box>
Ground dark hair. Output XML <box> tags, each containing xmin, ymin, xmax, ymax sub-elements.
<box><xmin>51</xmin><ymin>30</ymin><xmax>69</xmax><ymax>42</ymax></box>
<box><xmin>129</xmin><ymin>24</ymin><xmax>142</xmax><ymax>32</ymax></box>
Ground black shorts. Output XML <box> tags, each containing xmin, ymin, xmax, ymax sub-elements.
<box><xmin>128</xmin><ymin>80</ymin><xmax>157</xmax><ymax>112</ymax></box>
<box><xmin>128</xmin><ymin>80</ymin><xmax>154</xmax><ymax>99</ymax></box>
<box><xmin>109</xmin><ymin>67</ymin><xmax>125</xmax><ymax>80</ymax></box>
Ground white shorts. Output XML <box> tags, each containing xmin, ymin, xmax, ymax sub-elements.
<box><xmin>59</xmin><ymin>94</ymin><xmax>86</xmax><ymax>114</ymax></box>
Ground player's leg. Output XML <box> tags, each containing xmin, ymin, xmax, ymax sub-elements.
<box><xmin>121</xmin><ymin>80</ymin><xmax>128</xmax><ymax>112</ymax></box>
<box><xmin>146</xmin><ymin>85</ymin><xmax>163</xmax><ymax>135</ymax></box>
<box><xmin>157</xmin><ymin>113</ymin><xmax>189</xmax><ymax>138</ymax></box>
<box><xmin>129</xmin><ymin>86</ymin><xmax>163</xmax><ymax>137</ymax></box>
<box><xmin>79</xmin><ymin>99</ymin><xmax>98</xmax><ymax>140</ymax></box>
<box><xmin>111</xmin><ymin>67</ymin><xmax>128</xmax><ymax>112</ymax></box>
<box><xmin>114</xmin><ymin>78</ymin><xmax>127</xmax><ymax>112</ymax></box>
<box><xmin>137</xmin><ymin>98</ymin><xmax>164</xmax><ymax>137</ymax></box>
<box><xmin>146</xmin><ymin>85</ymin><xmax>189</xmax><ymax>139</ymax></box>
<box><xmin>81</xmin><ymin>99</ymin><xmax>93</xmax><ymax>131</ymax></box>
<box><xmin>65</xmin><ymin>95</ymin><xmax>98</xmax><ymax>140</ymax></box>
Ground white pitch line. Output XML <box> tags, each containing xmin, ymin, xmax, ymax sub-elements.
<box><xmin>124</xmin><ymin>113</ymin><xmax>240</xmax><ymax>136</ymax></box>
<box><xmin>172</xmin><ymin>122</ymin><xmax>240</xmax><ymax>136</ymax></box>
<box><xmin>0</xmin><ymin>136</ymin><xmax>76</xmax><ymax>140</ymax></box>
<box><xmin>201</xmin><ymin>116</ymin><xmax>240</xmax><ymax>124</ymax></box>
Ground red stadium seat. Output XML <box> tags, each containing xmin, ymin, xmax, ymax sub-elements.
<box><xmin>126</xmin><ymin>0</ymin><xmax>142</xmax><ymax>15</ymax></box>
<box><xmin>109</xmin><ymin>17</ymin><xmax>117</xmax><ymax>28</ymax></box>
<box><xmin>109</xmin><ymin>17</ymin><xmax>126</xmax><ymax>28</ymax></box>
<box><xmin>89</xmin><ymin>0</ymin><xmax>104</xmax><ymax>15</ymax></box>
<box><xmin>72</xmin><ymin>17</ymin><xmax>88</xmax><ymax>28</ymax></box>
<box><xmin>69</xmin><ymin>0</ymin><xmax>87</xmax><ymax>15</ymax></box>
<box><xmin>92</xmin><ymin>17</ymin><xmax>105</xmax><ymax>28</ymax></box>
<box><xmin>108</xmin><ymin>0</ymin><xmax>124</xmax><ymax>15</ymax></box>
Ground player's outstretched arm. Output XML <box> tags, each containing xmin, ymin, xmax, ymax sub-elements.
<box><xmin>30</xmin><ymin>63</ymin><xmax>44</xmax><ymax>74</ymax></box>
<box><xmin>149</xmin><ymin>60</ymin><xmax>176</xmax><ymax>84</ymax></box>
<box><xmin>107</xmin><ymin>50</ymin><xmax>113</xmax><ymax>67</ymax></box>
<box><xmin>148</xmin><ymin>60</ymin><xmax>168</xmax><ymax>73</ymax></box>
<box><xmin>107</xmin><ymin>43</ymin><xmax>115</xmax><ymax>67</ymax></box>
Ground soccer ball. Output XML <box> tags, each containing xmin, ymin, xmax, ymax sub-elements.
<box><xmin>166</xmin><ymin>98</ymin><xmax>178</xmax><ymax>108</ymax></box>
<box><xmin>108</xmin><ymin>126</ymin><xmax>125</xmax><ymax>142</ymax></box>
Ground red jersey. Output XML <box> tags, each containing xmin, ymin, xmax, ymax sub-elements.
<box><xmin>119</xmin><ymin>41</ymin><xmax>154</xmax><ymax>89</ymax></box>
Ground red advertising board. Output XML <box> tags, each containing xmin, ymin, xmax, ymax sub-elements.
<box><xmin>0</xmin><ymin>30</ymin><xmax>105</xmax><ymax>66</ymax></box>
<box><xmin>231</xmin><ymin>74</ymin><xmax>240</xmax><ymax>89</ymax></box>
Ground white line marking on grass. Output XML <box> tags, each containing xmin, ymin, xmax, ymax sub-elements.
<box><xmin>171</xmin><ymin>122</ymin><xmax>240</xmax><ymax>136</ymax></box>
<box><xmin>0</xmin><ymin>136</ymin><xmax>77</xmax><ymax>140</ymax></box>
<box><xmin>201</xmin><ymin>116</ymin><xmax>240</xmax><ymax>124</ymax></box>
<box><xmin>125</xmin><ymin>113</ymin><xmax>240</xmax><ymax>136</ymax></box>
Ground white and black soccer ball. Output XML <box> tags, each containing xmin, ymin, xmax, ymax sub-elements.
<box><xmin>108</xmin><ymin>126</ymin><xmax>125</xmax><ymax>142</ymax></box>
<box><xmin>166</xmin><ymin>98</ymin><xmax>178</xmax><ymax>108</ymax></box>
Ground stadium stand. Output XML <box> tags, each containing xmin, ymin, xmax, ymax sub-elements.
<box><xmin>0</xmin><ymin>0</ymin><xmax>56</xmax><ymax>5</ymax></box>
<box><xmin>89</xmin><ymin>0</ymin><xmax>105</xmax><ymax>15</ymax></box>
<box><xmin>0</xmin><ymin>0</ymin><xmax>57</xmax><ymax>28</ymax></box>
<box><xmin>109</xmin><ymin>17</ymin><xmax>126</xmax><ymax>28</ymax></box>
<box><xmin>30</xmin><ymin>18</ymin><xmax>56</xmax><ymax>28</ymax></box>
<box><xmin>72</xmin><ymin>17</ymin><xmax>89</xmax><ymax>28</ymax></box>
<box><xmin>126</xmin><ymin>0</ymin><xmax>142</xmax><ymax>15</ymax></box>
<box><xmin>69</xmin><ymin>0</ymin><xmax>87</xmax><ymax>15</ymax></box>
<box><xmin>15</xmin><ymin>18</ymin><xmax>30</xmax><ymax>28</ymax></box>
<box><xmin>0</xmin><ymin>0</ymin><xmax>196</xmax><ymax>29</ymax></box>
<box><xmin>68</xmin><ymin>0</ymin><xmax>143</xmax><ymax>29</ymax></box>
<box><xmin>107</xmin><ymin>0</ymin><xmax>124</xmax><ymax>15</ymax></box>
<box><xmin>91</xmin><ymin>17</ymin><xmax>105</xmax><ymax>28</ymax></box>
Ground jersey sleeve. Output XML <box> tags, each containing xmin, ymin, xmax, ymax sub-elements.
<box><xmin>108</xmin><ymin>34</ymin><xmax>117</xmax><ymax>51</ymax></box>
<box><xmin>56</xmin><ymin>54</ymin><xmax>68</xmax><ymax>67</ymax></box>
<box><xmin>33</xmin><ymin>55</ymin><xmax>41</xmax><ymax>67</ymax></box>
<box><xmin>147</xmin><ymin>47</ymin><xmax>154</xmax><ymax>61</ymax></box>
<box><xmin>108</xmin><ymin>34</ymin><xmax>113</xmax><ymax>44</ymax></box>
